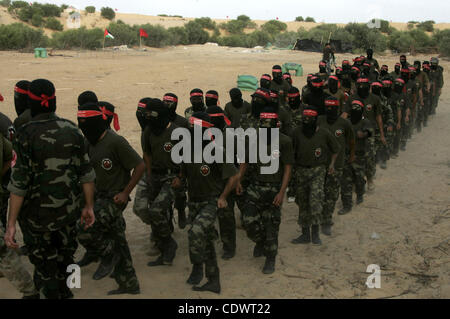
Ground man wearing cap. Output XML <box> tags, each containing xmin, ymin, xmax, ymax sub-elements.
<box><xmin>238</xmin><ymin>105</ymin><xmax>293</xmax><ymax>274</ymax></box>
<box><xmin>5</xmin><ymin>79</ymin><xmax>96</xmax><ymax>299</ymax></box>
<box><xmin>429</xmin><ymin>57</ymin><xmax>444</xmax><ymax>115</ymax></box>
<box><xmin>76</xmin><ymin>102</ymin><xmax>144</xmax><ymax>295</ymax></box>
<box><xmin>173</xmin><ymin>112</ymin><xmax>239</xmax><ymax>294</ymax></box>
<box><xmin>270</xmin><ymin>65</ymin><xmax>291</xmax><ymax>108</ymax></box>
<box><xmin>224</xmin><ymin>88</ymin><xmax>251</xmax><ymax>129</ymax></box>
<box><xmin>339</xmin><ymin>99</ymin><xmax>373</xmax><ymax>214</ymax></box>
<box><xmin>342</xmin><ymin>76</ymin><xmax>384</xmax><ymax>192</ymax></box>
<box><xmin>184</xmin><ymin>88</ymin><xmax>205</xmax><ymax>120</ymax></box>
<box><xmin>291</xmin><ymin>108</ymin><xmax>340</xmax><ymax>245</ymax></box>
<box><xmin>317</xmin><ymin>97</ymin><xmax>355</xmax><ymax>235</ymax></box>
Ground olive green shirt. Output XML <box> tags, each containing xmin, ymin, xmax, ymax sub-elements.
<box><xmin>270</xmin><ymin>79</ymin><xmax>291</xmax><ymax>106</ymax></box>
<box><xmin>224</xmin><ymin>100</ymin><xmax>251</xmax><ymax>129</ymax></box>
<box><xmin>351</xmin><ymin>118</ymin><xmax>373</xmax><ymax>155</ymax></box>
<box><xmin>143</xmin><ymin>124</ymin><xmax>180</xmax><ymax>171</ymax></box>
<box><xmin>13</xmin><ymin>109</ymin><xmax>32</xmax><ymax>132</ymax></box>
<box><xmin>344</xmin><ymin>93</ymin><xmax>382</xmax><ymax>126</ymax></box>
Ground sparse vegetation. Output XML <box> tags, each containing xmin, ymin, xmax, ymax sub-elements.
<box><xmin>305</xmin><ymin>17</ymin><xmax>315</xmax><ymax>23</ymax></box>
<box><xmin>295</xmin><ymin>16</ymin><xmax>304</xmax><ymax>22</ymax></box>
<box><xmin>45</xmin><ymin>17</ymin><xmax>63</xmax><ymax>31</ymax></box>
<box><xmin>100</xmin><ymin>7</ymin><xmax>115</xmax><ymax>20</ymax></box>
<box><xmin>85</xmin><ymin>6</ymin><xmax>95</xmax><ymax>14</ymax></box>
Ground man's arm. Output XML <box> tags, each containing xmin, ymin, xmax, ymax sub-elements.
<box><xmin>80</xmin><ymin>181</ymin><xmax>95</xmax><ymax>229</ymax></box>
<box><xmin>1</xmin><ymin>160</ymin><xmax>11</xmax><ymax>177</ymax></box>
<box><xmin>114</xmin><ymin>161</ymin><xmax>145</xmax><ymax>205</ymax></box>
<box><xmin>143</xmin><ymin>152</ymin><xmax>152</xmax><ymax>179</ymax></box>
<box><xmin>273</xmin><ymin>164</ymin><xmax>292</xmax><ymax>207</ymax></box>
<box><xmin>376</xmin><ymin>114</ymin><xmax>385</xmax><ymax>144</ymax></box>
<box><xmin>4</xmin><ymin>193</ymin><xmax>24</xmax><ymax>248</ymax></box>
<box><xmin>236</xmin><ymin>163</ymin><xmax>248</xmax><ymax>195</ymax></box>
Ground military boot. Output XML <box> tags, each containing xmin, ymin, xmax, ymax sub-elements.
<box><xmin>93</xmin><ymin>252</ymin><xmax>120</xmax><ymax>280</ymax></box>
<box><xmin>321</xmin><ymin>224</ymin><xmax>332</xmax><ymax>236</ymax></box>
<box><xmin>178</xmin><ymin>209</ymin><xmax>187</xmax><ymax>229</ymax></box>
<box><xmin>311</xmin><ymin>225</ymin><xmax>322</xmax><ymax>245</ymax></box>
<box><xmin>291</xmin><ymin>227</ymin><xmax>311</xmax><ymax>244</ymax></box>
<box><xmin>186</xmin><ymin>263</ymin><xmax>203</xmax><ymax>285</ymax></box>
<box><xmin>356</xmin><ymin>194</ymin><xmax>364</xmax><ymax>205</ymax></box>
<box><xmin>338</xmin><ymin>206</ymin><xmax>352</xmax><ymax>215</ymax></box>
<box><xmin>193</xmin><ymin>267</ymin><xmax>221</xmax><ymax>294</ymax></box>
<box><xmin>76</xmin><ymin>251</ymin><xmax>98</xmax><ymax>267</ymax></box>
<box><xmin>253</xmin><ymin>242</ymin><xmax>264</xmax><ymax>257</ymax></box>
<box><xmin>162</xmin><ymin>236</ymin><xmax>178</xmax><ymax>265</ymax></box>
<box><xmin>262</xmin><ymin>256</ymin><xmax>276</xmax><ymax>274</ymax></box>
<box><xmin>107</xmin><ymin>285</ymin><xmax>140</xmax><ymax>296</ymax></box>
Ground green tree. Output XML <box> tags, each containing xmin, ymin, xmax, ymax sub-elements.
<box><xmin>85</xmin><ymin>6</ymin><xmax>95</xmax><ymax>14</ymax></box>
<box><xmin>45</xmin><ymin>17</ymin><xmax>63</xmax><ymax>31</ymax></box>
<box><xmin>261</xmin><ymin>20</ymin><xmax>287</xmax><ymax>35</ymax></box>
<box><xmin>31</xmin><ymin>13</ymin><xmax>43</xmax><ymax>27</ymax></box>
<box><xmin>185</xmin><ymin>20</ymin><xmax>209</xmax><ymax>44</ymax></box>
<box><xmin>305</xmin><ymin>17</ymin><xmax>315</xmax><ymax>22</ymax></box>
<box><xmin>295</xmin><ymin>16</ymin><xmax>304</xmax><ymax>22</ymax></box>
<box><xmin>101</xmin><ymin>7</ymin><xmax>115</xmax><ymax>20</ymax></box>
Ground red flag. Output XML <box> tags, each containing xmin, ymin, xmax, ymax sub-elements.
<box><xmin>139</xmin><ymin>28</ymin><xmax>149</xmax><ymax>38</ymax></box>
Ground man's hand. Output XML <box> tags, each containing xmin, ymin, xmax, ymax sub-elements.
<box><xmin>236</xmin><ymin>182</ymin><xmax>243</xmax><ymax>195</ymax></box>
<box><xmin>405</xmin><ymin>115</ymin><xmax>409</xmax><ymax>123</ymax></box>
<box><xmin>114</xmin><ymin>192</ymin><xmax>129</xmax><ymax>205</ymax></box>
<box><xmin>80</xmin><ymin>206</ymin><xmax>95</xmax><ymax>230</ymax></box>
<box><xmin>4</xmin><ymin>224</ymin><xmax>18</xmax><ymax>249</ymax></box>
<box><xmin>387</xmin><ymin>126</ymin><xmax>393</xmax><ymax>132</ymax></box>
<box><xmin>328</xmin><ymin>164</ymin><xmax>335</xmax><ymax>175</ymax></box>
<box><xmin>217</xmin><ymin>196</ymin><xmax>228</xmax><ymax>209</ymax></box>
<box><xmin>356</xmin><ymin>130</ymin><xmax>366</xmax><ymax>139</ymax></box>
<box><xmin>381</xmin><ymin>135</ymin><xmax>387</xmax><ymax>146</ymax></box>
<box><xmin>396</xmin><ymin>122</ymin><xmax>401</xmax><ymax>130</ymax></box>
<box><xmin>171</xmin><ymin>177</ymin><xmax>181</xmax><ymax>189</ymax></box>
<box><xmin>273</xmin><ymin>191</ymin><xmax>285</xmax><ymax>207</ymax></box>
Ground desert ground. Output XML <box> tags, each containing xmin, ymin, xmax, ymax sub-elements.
<box><xmin>0</xmin><ymin>45</ymin><xmax>449</xmax><ymax>299</ymax></box>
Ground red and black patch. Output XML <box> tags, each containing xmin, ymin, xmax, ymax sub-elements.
<box><xmin>366</xmin><ymin>104</ymin><xmax>373</xmax><ymax>111</ymax></box>
<box><xmin>272</xmin><ymin>150</ymin><xmax>280</xmax><ymax>159</ymax></box>
<box><xmin>335</xmin><ymin>129</ymin><xmax>343</xmax><ymax>138</ymax></box>
<box><xmin>163</xmin><ymin>142</ymin><xmax>173</xmax><ymax>153</ymax></box>
<box><xmin>200</xmin><ymin>165</ymin><xmax>210</xmax><ymax>176</ymax></box>
<box><xmin>101</xmin><ymin>158</ymin><xmax>113</xmax><ymax>171</ymax></box>
<box><xmin>315</xmin><ymin>148</ymin><xmax>322</xmax><ymax>158</ymax></box>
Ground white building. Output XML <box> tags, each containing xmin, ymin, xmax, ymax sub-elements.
<box><xmin>66</xmin><ymin>12</ymin><xmax>81</xmax><ymax>29</ymax></box>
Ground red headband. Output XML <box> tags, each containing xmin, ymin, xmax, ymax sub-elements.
<box><xmin>163</xmin><ymin>96</ymin><xmax>178</xmax><ymax>103</ymax></box>
<box><xmin>189</xmin><ymin>116</ymin><xmax>214</xmax><ymax>128</ymax></box>
<box><xmin>254</xmin><ymin>89</ymin><xmax>270</xmax><ymax>100</ymax></box>
<box><xmin>382</xmin><ymin>80</ymin><xmax>392</xmax><ymax>85</ymax></box>
<box><xmin>303</xmin><ymin>109</ymin><xmax>318</xmax><ymax>117</ymax></box>
<box><xmin>423</xmin><ymin>64</ymin><xmax>430</xmax><ymax>70</ymax></box>
<box><xmin>342</xmin><ymin>60</ymin><xmax>350</xmax><ymax>65</ymax></box>
<box><xmin>190</xmin><ymin>92</ymin><xmax>203</xmax><ymax>97</ymax></box>
<box><xmin>381</xmin><ymin>65</ymin><xmax>388</xmax><ymax>70</ymax></box>
<box><xmin>311</xmin><ymin>81</ymin><xmax>324</xmax><ymax>88</ymax></box>
<box><xmin>363</xmin><ymin>63</ymin><xmax>370</xmax><ymax>67</ymax></box>
<box><xmin>14</xmin><ymin>86</ymin><xmax>28</xmax><ymax>95</ymax></box>
<box><xmin>205</xmin><ymin>93</ymin><xmax>218</xmax><ymax>99</ymax></box>
<box><xmin>261</xmin><ymin>75</ymin><xmax>271</xmax><ymax>81</ymax></box>
<box><xmin>208</xmin><ymin>113</ymin><xmax>231</xmax><ymax>126</ymax></box>
<box><xmin>401</xmin><ymin>68</ymin><xmax>410</xmax><ymax>73</ymax></box>
<box><xmin>395</xmin><ymin>78</ymin><xmax>405</xmax><ymax>85</ymax></box>
<box><xmin>288</xmin><ymin>92</ymin><xmax>300</xmax><ymax>98</ymax></box>
<box><xmin>328</xmin><ymin>75</ymin><xmax>339</xmax><ymax>81</ymax></box>
<box><xmin>352</xmin><ymin>66</ymin><xmax>360</xmax><ymax>72</ymax></box>
<box><xmin>260</xmin><ymin>112</ymin><xmax>278</xmax><ymax>119</ymax></box>
<box><xmin>283</xmin><ymin>74</ymin><xmax>291</xmax><ymax>79</ymax></box>
<box><xmin>371</xmin><ymin>82</ymin><xmax>383</xmax><ymax>87</ymax></box>
<box><xmin>100</xmin><ymin>106</ymin><xmax>120</xmax><ymax>131</ymax></box>
<box><xmin>77</xmin><ymin>110</ymin><xmax>107</xmax><ymax>120</ymax></box>
<box><xmin>408</xmin><ymin>67</ymin><xmax>416</xmax><ymax>71</ymax></box>
<box><xmin>319</xmin><ymin>61</ymin><xmax>326</xmax><ymax>66</ymax></box>
<box><xmin>138</xmin><ymin>102</ymin><xmax>147</xmax><ymax>109</ymax></box>
<box><xmin>325</xmin><ymin>99</ymin><xmax>339</xmax><ymax>107</ymax></box>
<box><xmin>395</xmin><ymin>63</ymin><xmax>401</xmax><ymax>66</ymax></box>
<box><xmin>272</xmin><ymin>69</ymin><xmax>282</xmax><ymax>73</ymax></box>
<box><xmin>357</xmin><ymin>78</ymin><xmax>369</xmax><ymax>83</ymax></box>
<box><xmin>352</xmin><ymin>100</ymin><xmax>364</xmax><ymax>108</ymax></box>
<box><xmin>28</xmin><ymin>91</ymin><xmax>55</xmax><ymax>108</ymax></box>
<box><xmin>270</xmin><ymin>92</ymin><xmax>278</xmax><ymax>98</ymax></box>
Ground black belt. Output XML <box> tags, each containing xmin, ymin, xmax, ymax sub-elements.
<box><xmin>152</xmin><ymin>168</ymin><xmax>180</xmax><ymax>175</ymax></box>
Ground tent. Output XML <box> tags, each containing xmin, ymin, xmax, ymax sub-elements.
<box><xmin>293</xmin><ymin>39</ymin><xmax>352</xmax><ymax>53</ymax></box>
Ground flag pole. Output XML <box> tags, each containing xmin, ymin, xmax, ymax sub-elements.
<box><xmin>140</xmin><ymin>35</ymin><xmax>142</xmax><ymax>49</ymax></box>
<box><xmin>103</xmin><ymin>35</ymin><xmax>105</xmax><ymax>50</ymax></box>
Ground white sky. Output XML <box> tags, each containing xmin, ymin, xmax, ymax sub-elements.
<box><xmin>33</xmin><ymin>0</ymin><xmax>449</xmax><ymax>23</ymax></box>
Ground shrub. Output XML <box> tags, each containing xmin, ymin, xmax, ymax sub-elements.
<box><xmin>274</xmin><ymin>31</ymin><xmax>298</xmax><ymax>47</ymax></box>
<box><xmin>193</xmin><ymin>17</ymin><xmax>216</xmax><ymax>30</ymax></box>
<box><xmin>379</xmin><ymin>19</ymin><xmax>390</xmax><ymax>33</ymax></box>
<box><xmin>31</xmin><ymin>13</ymin><xmax>43</xmax><ymax>27</ymax></box>
<box><xmin>0</xmin><ymin>0</ymin><xmax>11</xmax><ymax>7</ymax></box>
<box><xmin>436</xmin><ymin>29</ymin><xmax>450</xmax><ymax>56</ymax></box>
<box><xmin>217</xmin><ymin>34</ymin><xmax>247</xmax><ymax>47</ymax></box>
<box><xmin>106</xmin><ymin>22</ymin><xmax>138</xmax><ymax>46</ymax></box>
<box><xmin>305</xmin><ymin>17</ymin><xmax>315</xmax><ymax>22</ymax></box>
<box><xmin>167</xmin><ymin>26</ymin><xmax>189</xmax><ymax>45</ymax></box>
<box><xmin>60</xmin><ymin>4</ymin><xmax>68</xmax><ymax>11</ymax></box>
<box><xmin>38</xmin><ymin>3</ymin><xmax>61</xmax><ymax>17</ymax></box>
<box><xmin>45</xmin><ymin>17</ymin><xmax>63</xmax><ymax>31</ymax></box>
<box><xmin>140</xmin><ymin>24</ymin><xmax>170</xmax><ymax>47</ymax></box>
<box><xmin>51</xmin><ymin>27</ymin><xmax>103</xmax><ymax>49</ymax></box>
<box><xmin>295</xmin><ymin>16</ymin><xmax>304</xmax><ymax>22</ymax></box>
<box><xmin>101</xmin><ymin>7</ymin><xmax>115</xmax><ymax>20</ymax></box>
<box><xmin>261</xmin><ymin>20</ymin><xmax>287</xmax><ymax>35</ymax></box>
<box><xmin>184</xmin><ymin>20</ymin><xmax>209</xmax><ymax>44</ymax></box>
<box><xmin>417</xmin><ymin>21</ymin><xmax>434</xmax><ymax>32</ymax></box>
<box><xmin>388</xmin><ymin>31</ymin><xmax>414</xmax><ymax>53</ymax></box>
<box><xmin>0</xmin><ymin>23</ymin><xmax>48</xmax><ymax>50</ymax></box>
<box><xmin>246</xmin><ymin>30</ymin><xmax>273</xmax><ymax>47</ymax></box>
<box><xmin>345</xmin><ymin>23</ymin><xmax>386</xmax><ymax>52</ymax></box>
<box><xmin>9</xmin><ymin>0</ymin><xmax>28</xmax><ymax>9</ymax></box>
<box><xmin>17</xmin><ymin>6</ymin><xmax>32</xmax><ymax>22</ymax></box>
<box><xmin>85</xmin><ymin>6</ymin><xmax>95</xmax><ymax>14</ymax></box>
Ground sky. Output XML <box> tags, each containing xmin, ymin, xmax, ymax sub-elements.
<box><xmin>33</xmin><ymin>0</ymin><xmax>450</xmax><ymax>23</ymax></box>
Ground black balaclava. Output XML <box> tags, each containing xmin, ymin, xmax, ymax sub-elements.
<box><xmin>251</xmin><ymin>88</ymin><xmax>270</xmax><ymax>118</ymax></box>
<box><xmin>301</xmin><ymin>108</ymin><xmax>318</xmax><ymax>139</ymax></box>
<box><xmin>371</xmin><ymin>82</ymin><xmax>383</xmax><ymax>96</ymax></box>
<box><xmin>136</xmin><ymin>97</ymin><xmax>152</xmax><ymax>130</ymax></box>
<box><xmin>260</xmin><ymin>74</ymin><xmax>272</xmax><ymax>89</ymax></box>
<box><xmin>283</xmin><ymin>73</ymin><xmax>292</xmax><ymax>86</ymax></box>
<box><xmin>269</xmin><ymin>90</ymin><xmax>280</xmax><ymax>112</ymax></box>
<box><xmin>361</xmin><ymin>63</ymin><xmax>371</xmax><ymax>77</ymax></box>
<box><xmin>430</xmin><ymin>57</ymin><xmax>439</xmax><ymax>70</ymax></box>
<box><xmin>409</xmin><ymin>67</ymin><xmax>417</xmax><ymax>80</ymax></box>
<box><xmin>163</xmin><ymin>93</ymin><xmax>178</xmax><ymax>122</ymax></box>
<box><xmin>205</xmin><ymin>90</ymin><xmax>219</xmax><ymax>107</ymax></box>
<box><xmin>335</xmin><ymin>67</ymin><xmax>343</xmax><ymax>80</ymax></box>
<box><xmin>288</xmin><ymin>86</ymin><xmax>301</xmax><ymax>110</ymax></box>
<box><xmin>146</xmin><ymin>98</ymin><xmax>170</xmax><ymax>136</ymax></box>
<box><xmin>78</xmin><ymin>91</ymin><xmax>98</xmax><ymax>109</ymax></box>
<box><xmin>328</xmin><ymin>76</ymin><xmax>339</xmax><ymax>94</ymax></box>
<box><xmin>356</xmin><ymin>77</ymin><xmax>370</xmax><ymax>99</ymax></box>
<box><xmin>319</xmin><ymin>61</ymin><xmax>327</xmax><ymax>73</ymax></box>
<box><xmin>311</xmin><ymin>77</ymin><xmax>324</xmax><ymax>95</ymax></box>
<box><xmin>28</xmin><ymin>79</ymin><xmax>56</xmax><ymax>118</ymax></box>
<box><xmin>342</xmin><ymin>60</ymin><xmax>351</xmax><ymax>71</ymax></box>
<box><xmin>272</xmin><ymin>65</ymin><xmax>283</xmax><ymax>84</ymax></box>
<box><xmin>77</xmin><ymin>102</ymin><xmax>108</xmax><ymax>145</ymax></box>
<box><xmin>423</xmin><ymin>62</ymin><xmax>430</xmax><ymax>74</ymax></box>
<box><xmin>400</xmin><ymin>68</ymin><xmax>410</xmax><ymax>83</ymax></box>
<box><xmin>190</xmin><ymin>88</ymin><xmax>205</xmax><ymax>112</ymax></box>
<box><xmin>324</xmin><ymin>96</ymin><xmax>339</xmax><ymax>124</ymax></box>
<box><xmin>414</xmin><ymin>61</ymin><xmax>421</xmax><ymax>75</ymax></box>
<box><xmin>366</xmin><ymin>48</ymin><xmax>374</xmax><ymax>60</ymax></box>
<box><xmin>306</xmin><ymin>74</ymin><xmax>314</xmax><ymax>89</ymax></box>
<box><xmin>400</xmin><ymin>55</ymin><xmax>407</xmax><ymax>68</ymax></box>
<box><xmin>206</xmin><ymin>105</ymin><xmax>230</xmax><ymax>131</ymax></box>
<box><xmin>98</xmin><ymin>101</ymin><xmax>120</xmax><ymax>131</ymax></box>
<box><xmin>189</xmin><ymin>111</ymin><xmax>214</xmax><ymax>149</ymax></box>
<box><xmin>382</xmin><ymin>79</ymin><xmax>393</xmax><ymax>98</ymax></box>
<box><xmin>351</xmin><ymin>67</ymin><xmax>360</xmax><ymax>81</ymax></box>
<box><xmin>259</xmin><ymin>105</ymin><xmax>279</xmax><ymax>145</ymax></box>
<box><xmin>350</xmin><ymin>100</ymin><xmax>364</xmax><ymax>125</ymax></box>
<box><xmin>394</xmin><ymin>63</ymin><xmax>401</xmax><ymax>75</ymax></box>
<box><xmin>14</xmin><ymin>80</ymin><xmax>30</xmax><ymax>116</ymax></box>
<box><xmin>229</xmin><ymin>88</ymin><xmax>243</xmax><ymax>109</ymax></box>
<box><xmin>380</xmin><ymin>65</ymin><xmax>389</xmax><ymax>77</ymax></box>
<box><xmin>394</xmin><ymin>79</ymin><xmax>405</xmax><ymax>94</ymax></box>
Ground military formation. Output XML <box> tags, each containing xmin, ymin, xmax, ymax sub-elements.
<box><xmin>0</xmin><ymin>50</ymin><xmax>445</xmax><ymax>298</ymax></box>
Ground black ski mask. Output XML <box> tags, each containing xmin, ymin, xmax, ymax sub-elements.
<box><xmin>311</xmin><ymin>77</ymin><xmax>324</xmax><ymax>95</ymax></box>
<box><xmin>28</xmin><ymin>79</ymin><xmax>56</xmax><ymax>118</ymax></box>
<box><xmin>301</xmin><ymin>108</ymin><xmax>318</xmax><ymax>139</ymax></box>
<box><xmin>371</xmin><ymin>82</ymin><xmax>382</xmax><ymax>96</ymax></box>
<box><xmin>350</xmin><ymin>100</ymin><xmax>364</xmax><ymax>125</ymax></box>
<box><xmin>272</xmin><ymin>65</ymin><xmax>283</xmax><ymax>84</ymax></box>
<box><xmin>190</xmin><ymin>88</ymin><xmax>205</xmax><ymax>112</ymax></box>
<box><xmin>14</xmin><ymin>80</ymin><xmax>30</xmax><ymax>116</ymax></box>
<box><xmin>325</xmin><ymin>97</ymin><xmax>339</xmax><ymax>124</ymax></box>
<box><xmin>206</xmin><ymin>105</ymin><xmax>230</xmax><ymax>131</ymax></box>
<box><xmin>400</xmin><ymin>55</ymin><xmax>407</xmax><ymax>68</ymax></box>
<box><xmin>251</xmin><ymin>88</ymin><xmax>270</xmax><ymax>118</ymax></box>
<box><xmin>328</xmin><ymin>76</ymin><xmax>339</xmax><ymax>94</ymax></box>
<box><xmin>414</xmin><ymin>61</ymin><xmax>421</xmax><ymax>75</ymax></box>
<box><xmin>163</xmin><ymin>93</ymin><xmax>178</xmax><ymax>122</ymax></box>
<box><xmin>394</xmin><ymin>63</ymin><xmax>401</xmax><ymax>74</ymax></box>
<box><xmin>356</xmin><ymin>78</ymin><xmax>370</xmax><ymax>99</ymax></box>
<box><xmin>78</xmin><ymin>103</ymin><xmax>108</xmax><ymax>145</ymax></box>
<box><xmin>78</xmin><ymin>91</ymin><xmax>98</xmax><ymax>109</ymax></box>
<box><xmin>319</xmin><ymin>61</ymin><xmax>327</xmax><ymax>73</ymax></box>
<box><xmin>269</xmin><ymin>90</ymin><xmax>280</xmax><ymax>112</ymax></box>
<box><xmin>229</xmin><ymin>88</ymin><xmax>243</xmax><ymax>109</ymax></box>
<box><xmin>394</xmin><ymin>79</ymin><xmax>405</xmax><ymax>94</ymax></box>
<box><xmin>382</xmin><ymin>80</ymin><xmax>393</xmax><ymax>98</ymax></box>
<box><xmin>146</xmin><ymin>98</ymin><xmax>170</xmax><ymax>136</ymax></box>
<box><xmin>189</xmin><ymin>112</ymin><xmax>214</xmax><ymax>149</ymax></box>
<box><xmin>259</xmin><ymin>105</ymin><xmax>279</xmax><ymax>145</ymax></box>
<box><xmin>260</xmin><ymin>74</ymin><xmax>272</xmax><ymax>89</ymax></box>
<box><xmin>136</xmin><ymin>97</ymin><xmax>152</xmax><ymax>130</ymax></box>
<box><xmin>380</xmin><ymin>65</ymin><xmax>388</xmax><ymax>77</ymax></box>
<box><xmin>400</xmin><ymin>69</ymin><xmax>410</xmax><ymax>83</ymax></box>
<box><xmin>98</xmin><ymin>101</ymin><xmax>120</xmax><ymax>131</ymax></box>
<box><xmin>409</xmin><ymin>67</ymin><xmax>416</xmax><ymax>80</ymax></box>
<box><xmin>366</xmin><ymin>49</ymin><xmax>373</xmax><ymax>60</ymax></box>
<box><xmin>351</xmin><ymin>67</ymin><xmax>360</xmax><ymax>81</ymax></box>
<box><xmin>205</xmin><ymin>90</ymin><xmax>219</xmax><ymax>107</ymax></box>
<box><xmin>288</xmin><ymin>87</ymin><xmax>301</xmax><ymax>110</ymax></box>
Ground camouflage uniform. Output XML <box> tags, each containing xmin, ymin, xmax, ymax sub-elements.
<box><xmin>375</xmin><ymin>95</ymin><xmax>394</xmax><ymax>163</ymax></box>
<box><xmin>429</xmin><ymin>66</ymin><xmax>444</xmax><ymax>114</ymax></box>
<box><xmin>8</xmin><ymin>113</ymin><xmax>96</xmax><ymax>299</ymax></box>
<box><xmin>133</xmin><ymin>173</ymin><xmax>151</xmax><ymax>225</ymax></box>
<box><xmin>286</xmin><ymin>108</ymin><xmax>302</xmax><ymax>199</ymax></box>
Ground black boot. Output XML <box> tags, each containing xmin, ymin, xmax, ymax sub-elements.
<box><xmin>311</xmin><ymin>225</ymin><xmax>322</xmax><ymax>245</ymax></box>
<box><xmin>76</xmin><ymin>251</ymin><xmax>98</xmax><ymax>267</ymax></box>
<box><xmin>356</xmin><ymin>194</ymin><xmax>364</xmax><ymax>205</ymax></box>
<box><xmin>162</xmin><ymin>236</ymin><xmax>178</xmax><ymax>265</ymax></box>
<box><xmin>338</xmin><ymin>206</ymin><xmax>352</xmax><ymax>215</ymax></box>
<box><xmin>193</xmin><ymin>268</ymin><xmax>221</xmax><ymax>294</ymax></box>
<box><xmin>93</xmin><ymin>252</ymin><xmax>120</xmax><ymax>280</ymax></box>
<box><xmin>253</xmin><ymin>242</ymin><xmax>264</xmax><ymax>257</ymax></box>
<box><xmin>186</xmin><ymin>264</ymin><xmax>203</xmax><ymax>285</ymax></box>
<box><xmin>221</xmin><ymin>249</ymin><xmax>235</xmax><ymax>260</ymax></box>
<box><xmin>107</xmin><ymin>286</ymin><xmax>140</xmax><ymax>295</ymax></box>
<box><xmin>291</xmin><ymin>227</ymin><xmax>311</xmax><ymax>244</ymax></box>
<box><xmin>262</xmin><ymin>256</ymin><xmax>276</xmax><ymax>274</ymax></box>
<box><xmin>147</xmin><ymin>255</ymin><xmax>164</xmax><ymax>267</ymax></box>
<box><xmin>178</xmin><ymin>209</ymin><xmax>187</xmax><ymax>229</ymax></box>
<box><xmin>321</xmin><ymin>224</ymin><xmax>332</xmax><ymax>236</ymax></box>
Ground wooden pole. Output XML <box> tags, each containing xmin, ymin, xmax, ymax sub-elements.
<box><xmin>140</xmin><ymin>35</ymin><xmax>142</xmax><ymax>49</ymax></box>
<box><xmin>103</xmin><ymin>36</ymin><xmax>105</xmax><ymax>50</ymax></box>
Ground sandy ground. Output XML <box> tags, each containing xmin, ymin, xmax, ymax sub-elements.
<box><xmin>0</xmin><ymin>45</ymin><xmax>449</xmax><ymax>299</ymax></box>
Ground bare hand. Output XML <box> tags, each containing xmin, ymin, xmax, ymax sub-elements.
<box><xmin>328</xmin><ymin>165</ymin><xmax>335</xmax><ymax>175</ymax></box>
<box><xmin>114</xmin><ymin>192</ymin><xmax>129</xmax><ymax>205</ymax></box>
<box><xmin>387</xmin><ymin>126</ymin><xmax>393</xmax><ymax>132</ymax></box>
<box><xmin>4</xmin><ymin>225</ymin><xmax>18</xmax><ymax>249</ymax></box>
<box><xmin>381</xmin><ymin>135</ymin><xmax>387</xmax><ymax>146</ymax></box>
<box><xmin>396</xmin><ymin>123</ymin><xmax>401</xmax><ymax>130</ymax></box>
<box><xmin>236</xmin><ymin>182</ymin><xmax>243</xmax><ymax>195</ymax></box>
<box><xmin>217</xmin><ymin>197</ymin><xmax>228</xmax><ymax>209</ymax></box>
<box><xmin>171</xmin><ymin>177</ymin><xmax>181</xmax><ymax>189</ymax></box>
<box><xmin>405</xmin><ymin>116</ymin><xmax>409</xmax><ymax>123</ymax></box>
<box><xmin>272</xmin><ymin>192</ymin><xmax>284</xmax><ymax>207</ymax></box>
<box><xmin>80</xmin><ymin>206</ymin><xmax>95</xmax><ymax>230</ymax></box>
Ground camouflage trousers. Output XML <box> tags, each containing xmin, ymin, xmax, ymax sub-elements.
<box><xmin>287</xmin><ymin>166</ymin><xmax>298</xmax><ymax>198</ymax></box>
<box><xmin>392</xmin><ymin>127</ymin><xmax>401</xmax><ymax>156</ymax></box>
<box><xmin>431</xmin><ymin>92</ymin><xmax>441</xmax><ymax>114</ymax></box>
<box><xmin>375</xmin><ymin>129</ymin><xmax>393</xmax><ymax>163</ymax></box>
<box><xmin>322</xmin><ymin>168</ymin><xmax>343</xmax><ymax>226</ymax></box>
<box><xmin>187</xmin><ymin>198</ymin><xmax>219</xmax><ymax>277</ymax></box>
<box><xmin>218</xmin><ymin>195</ymin><xmax>236</xmax><ymax>253</ymax></box>
<box><xmin>422</xmin><ymin>95</ymin><xmax>432</xmax><ymax>125</ymax></box>
<box><xmin>416</xmin><ymin>104</ymin><xmax>424</xmax><ymax>130</ymax></box>
<box><xmin>341</xmin><ymin>154</ymin><xmax>366</xmax><ymax>209</ymax></box>
<box><xmin>21</xmin><ymin>222</ymin><xmax>77</xmax><ymax>299</ymax></box>
<box><xmin>295</xmin><ymin>166</ymin><xmax>326</xmax><ymax>227</ymax></box>
<box><xmin>241</xmin><ymin>182</ymin><xmax>281</xmax><ymax>257</ymax></box>
<box><xmin>400</xmin><ymin>118</ymin><xmax>410</xmax><ymax>148</ymax></box>
<box><xmin>409</xmin><ymin>104</ymin><xmax>417</xmax><ymax>136</ymax></box>
<box><xmin>133</xmin><ymin>175</ymin><xmax>151</xmax><ymax>225</ymax></box>
<box><xmin>77</xmin><ymin>196</ymin><xmax>139</xmax><ymax>291</ymax></box>
<box><xmin>0</xmin><ymin>221</ymin><xmax>37</xmax><ymax>297</ymax></box>
<box><xmin>365</xmin><ymin>136</ymin><xmax>376</xmax><ymax>181</ymax></box>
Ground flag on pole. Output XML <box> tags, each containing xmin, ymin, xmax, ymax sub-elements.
<box><xmin>139</xmin><ymin>28</ymin><xmax>149</xmax><ymax>38</ymax></box>
<box><xmin>104</xmin><ymin>29</ymin><xmax>114</xmax><ymax>39</ymax></box>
